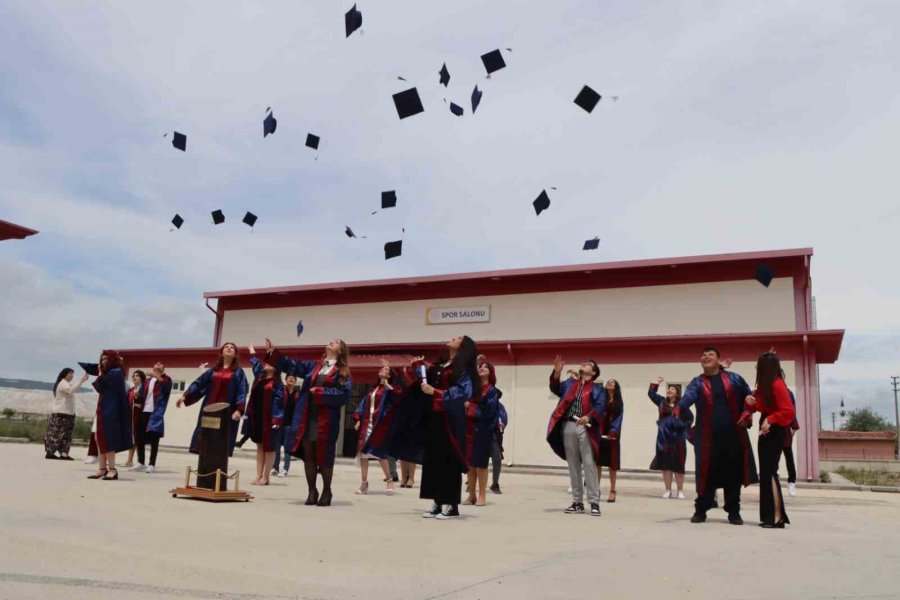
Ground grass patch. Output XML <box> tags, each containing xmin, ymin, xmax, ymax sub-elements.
<box><xmin>0</xmin><ymin>417</ymin><xmax>92</xmax><ymax>443</ymax></box>
<box><xmin>835</xmin><ymin>467</ymin><xmax>900</xmax><ymax>487</ymax></box>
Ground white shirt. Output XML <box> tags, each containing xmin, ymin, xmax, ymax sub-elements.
<box><xmin>50</xmin><ymin>379</ymin><xmax>80</xmax><ymax>415</ymax></box>
<box><xmin>144</xmin><ymin>378</ymin><xmax>157</xmax><ymax>413</ymax></box>
<box><xmin>317</xmin><ymin>359</ymin><xmax>337</xmax><ymax>378</ymax></box>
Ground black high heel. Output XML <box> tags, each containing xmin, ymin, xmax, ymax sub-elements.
<box><xmin>102</xmin><ymin>469</ymin><xmax>119</xmax><ymax>480</ymax></box>
<box><xmin>305</xmin><ymin>489</ymin><xmax>319</xmax><ymax>505</ymax></box>
<box><xmin>317</xmin><ymin>489</ymin><xmax>332</xmax><ymax>506</ymax></box>
<box><xmin>87</xmin><ymin>469</ymin><xmax>108</xmax><ymax>479</ymax></box>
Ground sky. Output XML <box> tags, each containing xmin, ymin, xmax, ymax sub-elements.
<box><xmin>2</xmin><ymin>0</ymin><xmax>899</xmax><ymax>427</ymax></box>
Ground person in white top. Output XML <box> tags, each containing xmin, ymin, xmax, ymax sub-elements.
<box><xmin>129</xmin><ymin>363</ymin><xmax>173</xmax><ymax>474</ymax></box>
<box><xmin>45</xmin><ymin>368</ymin><xmax>88</xmax><ymax>460</ymax></box>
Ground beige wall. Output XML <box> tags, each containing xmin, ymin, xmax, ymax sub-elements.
<box><xmin>220</xmin><ymin>278</ymin><xmax>796</xmax><ymax>346</ymax></box>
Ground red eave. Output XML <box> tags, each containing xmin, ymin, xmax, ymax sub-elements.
<box><xmin>0</xmin><ymin>219</ymin><xmax>39</xmax><ymax>241</ymax></box>
<box><xmin>818</xmin><ymin>430</ymin><xmax>897</xmax><ymax>440</ymax></box>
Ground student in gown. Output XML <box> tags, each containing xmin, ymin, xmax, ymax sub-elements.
<box><xmin>677</xmin><ymin>347</ymin><xmax>758</xmax><ymax>525</ymax></box>
<box><xmin>353</xmin><ymin>361</ymin><xmax>397</xmax><ymax>495</ymax></box>
<box><xmin>489</xmin><ymin>400</ymin><xmax>508</xmax><ymax>494</ymax></box>
<box><xmin>597</xmin><ymin>378</ymin><xmax>624</xmax><ymax>503</ymax></box>
<box><xmin>648</xmin><ymin>377</ymin><xmax>693</xmax><ymax>499</ymax></box>
<box><xmin>46</xmin><ymin>368</ymin><xmax>88</xmax><ymax>460</ymax></box>
<box><xmin>244</xmin><ymin>345</ymin><xmax>284</xmax><ymax>486</ymax></box>
<box><xmin>124</xmin><ymin>370</ymin><xmax>146</xmax><ymax>468</ymax></box>
<box><xmin>273</xmin><ymin>374</ymin><xmax>301</xmax><ymax>478</ymax></box>
<box><xmin>464</xmin><ymin>360</ymin><xmax>501</xmax><ymax>506</ymax></box>
<box><xmin>547</xmin><ymin>355</ymin><xmax>607</xmax><ymax>517</ymax></box>
<box><xmin>130</xmin><ymin>363</ymin><xmax>172</xmax><ymax>473</ymax></box>
<box><xmin>265</xmin><ymin>337</ymin><xmax>351</xmax><ymax>507</ymax></box>
<box><xmin>87</xmin><ymin>351</ymin><xmax>131</xmax><ymax>481</ymax></box>
<box><xmin>176</xmin><ymin>342</ymin><xmax>248</xmax><ymax>457</ymax></box>
<box><xmin>740</xmin><ymin>352</ymin><xmax>796</xmax><ymax>528</ymax></box>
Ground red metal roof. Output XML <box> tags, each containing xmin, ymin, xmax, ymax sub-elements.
<box><xmin>0</xmin><ymin>219</ymin><xmax>38</xmax><ymax>241</ymax></box>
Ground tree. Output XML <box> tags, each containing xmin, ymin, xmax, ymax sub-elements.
<box><xmin>1</xmin><ymin>408</ymin><xmax>15</xmax><ymax>419</ymax></box>
<box><xmin>842</xmin><ymin>407</ymin><xmax>892</xmax><ymax>432</ymax></box>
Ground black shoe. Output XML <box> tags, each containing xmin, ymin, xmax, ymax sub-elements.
<box><xmin>690</xmin><ymin>512</ymin><xmax>707</xmax><ymax>523</ymax></box>
<box><xmin>422</xmin><ymin>503</ymin><xmax>442</xmax><ymax>518</ymax></box>
<box><xmin>305</xmin><ymin>489</ymin><xmax>319</xmax><ymax>506</ymax></box>
<box><xmin>45</xmin><ymin>453</ymin><xmax>59</xmax><ymax>460</ymax></box>
<box><xmin>490</xmin><ymin>484</ymin><xmax>502</xmax><ymax>494</ymax></box>
<box><xmin>102</xmin><ymin>469</ymin><xmax>119</xmax><ymax>480</ymax></box>
<box><xmin>317</xmin><ymin>489</ymin><xmax>332</xmax><ymax>506</ymax></box>
<box><xmin>59</xmin><ymin>455</ymin><xmax>74</xmax><ymax>461</ymax></box>
<box><xmin>728</xmin><ymin>513</ymin><xmax>744</xmax><ymax>526</ymax></box>
<box><xmin>391</xmin><ymin>475</ymin><xmax>399</xmax><ymax>482</ymax></box>
<box><xmin>565</xmin><ymin>502</ymin><xmax>585</xmax><ymax>514</ymax></box>
<box><xmin>436</xmin><ymin>505</ymin><xmax>460</xmax><ymax>520</ymax></box>
<box><xmin>590</xmin><ymin>503</ymin><xmax>602</xmax><ymax>517</ymax></box>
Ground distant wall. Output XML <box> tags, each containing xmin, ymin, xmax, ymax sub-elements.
<box><xmin>0</xmin><ymin>387</ymin><xmax>97</xmax><ymax>419</ymax></box>
<box><xmin>821</xmin><ymin>459</ymin><xmax>900</xmax><ymax>473</ymax></box>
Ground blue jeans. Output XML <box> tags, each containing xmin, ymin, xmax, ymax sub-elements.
<box><xmin>274</xmin><ymin>426</ymin><xmax>296</xmax><ymax>472</ymax></box>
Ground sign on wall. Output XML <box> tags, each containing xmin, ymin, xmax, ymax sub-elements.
<box><xmin>425</xmin><ymin>305</ymin><xmax>491</xmax><ymax>325</ymax></box>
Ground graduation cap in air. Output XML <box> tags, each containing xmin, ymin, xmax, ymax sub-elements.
<box><xmin>172</xmin><ymin>131</ymin><xmax>187</xmax><ymax>151</ymax></box>
<box><xmin>574</xmin><ymin>85</ymin><xmax>602</xmax><ymax>113</ymax></box>
<box><xmin>263</xmin><ymin>111</ymin><xmax>277</xmax><ymax>137</ymax></box>
<box><xmin>449</xmin><ymin>102</ymin><xmax>463</xmax><ymax>117</ymax></box>
<box><xmin>306</xmin><ymin>134</ymin><xmax>320</xmax><ymax>150</ymax></box>
<box><xmin>439</xmin><ymin>63</ymin><xmax>450</xmax><ymax>87</ymax></box>
<box><xmin>171</xmin><ymin>214</ymin><xmax>184</xmax><ymax>230</ymax></box>
<box><xmin>242</xmin><ymin>212</ymin><xmax>257</xmax><ymax>228</ymax></box>
<box><xmin>296</xmin><ymin>321</ymin><xmax>304</xmax><ymax>337</ymax></box>
<box><xmin>481</xmin><ymin>49</ymin><xmax>506</xmax><ymax>75</ymax></box>
<box><xmin>381</xmin><ymin>190</ymin><xmax>397</xmax><ymax>209</ymax></box>
<box><xmin>384</xmin><ymin>239</ymin><xmax>402</xmax><ymax>260</ymax></box>
<box><xmin>755</xmin><ymin>264</ymin><xmax>774</xmax><ymax>287</ymax></box>
<box><xmin>78</xmin><ymin>362</ymin><xmax>99</xmax><ymax>376</ymax></box>
<box><xmin>471</xmin><ymin>85</ymin><xmax>483</xmax><ymax>114</ymax></box>
<box><xmin>392</xmin><ymin>88</ymin><xmax>424</xmax><ymax>119</ymax></box>
<box><xmin>345</xmin><ymin>3</ymin><xmax>363</xmax><ymax>37</ymax></box>
<box><xmin>211</xmin><ymin>210</ymin><xmax>225</xmax><ymax>225</ymax></box>
<box><xmin>345</xmin><ymin>226</ymin><xmax>367</xmax><ymax>239</ymax></box>
<box><xmin>533</xmin><ymin>190</ymin><xmax>551</xmax><ymax>216</ymax></box>
<box><xmin>583</xmin><ymin>237</ymin><xmax>600</xmax><ymax>250</ymax></box>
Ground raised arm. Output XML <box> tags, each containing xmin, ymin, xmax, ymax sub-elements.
<box><xmin>249</xmin><ymin>355</ymin><xmax>265</xmax><ymax>379</ymax></box>
<box><xmin>648</xmin><ymin>377</ymin><xmax>666</xmax><ymax>407</ymax></box>
<box><xmin>267</xmin><ymin>349</ymin><xmax>317</xmax><ymax>380</ymax></box>
<box><xmin>182</xmin><ymin>369</ymin><xmax>214</xmax><ymax>407</ymax></box>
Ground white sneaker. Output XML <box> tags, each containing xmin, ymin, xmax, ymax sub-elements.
<box><xmin>128</xmin><ymin>464</ymin><xmax>146</xmax><ymax>472</ymax></box>
<box><xmin>788</xmin><ymin>482</ymin><xmax>797</xmax><ymax>497</ymax></box>
<box><xmin>566</xmin><ymin>486</ymin><xmax>573</xmax><ymax>494</ymax></box>
<box><xmin>662</xmin><ymin>491</ymin><xmax>672</xmax><ymax>499</ymax></box>
<box><xmin>145</xmin><ymin>465</ymin><xmax>156</xmax><ymax>474</ymax></box>
<box><xmin>276</xmin><ymin>469</ymin><xmax>286</xmax><ymax>478</ymax></box>
<box><xmin>677</xmin><ymin>491</ymin><xmax>686</xmax><ymax>500</ymax></box>
<box><xmin>422</xmin><ymin>503</ymin><xmax>442</xmax><ymax>518</ymax></box>
<box><xmin>270</xmin><ymin>468</ymin><xmax>279</xmax><ymax>476</ymax></box>
<box><xmin>84</xmin><ymin>456</ymin><xmax>98</xmax><ymax>464</ymax></box>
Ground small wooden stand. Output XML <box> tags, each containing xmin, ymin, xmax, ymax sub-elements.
<box><xmin>170</xmin><ymin>466</ymin><xmax>252</xmax><ymax>502</ymax></box>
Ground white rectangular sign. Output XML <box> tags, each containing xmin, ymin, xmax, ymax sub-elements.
<box><xmin>425</xmin><ymin>305</ymin><xmax>491</xmax><ymax>325</ymax></box>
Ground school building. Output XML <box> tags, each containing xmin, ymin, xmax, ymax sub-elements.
<box><xmin>115</xmin><ymin>248</ymin><xmax>843</xmax><ymax>482</ymax></box>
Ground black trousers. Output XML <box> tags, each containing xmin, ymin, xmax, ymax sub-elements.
<box><xmin>759</xmin><ymin>426</ymin><xmax>790</xmax><ymax>525</ymax></box>
<box><xmin>694</xmin><ymin>431</ymin><xmax>743</xmax><ymax>516</ymax></box>
<box><xmin>783</xmin><ymin>444</ymin><xmax>797</xmax><ymax>484</ymax></box>
<box><xmin>420</xmin><ymin>412</ymin><xmax>461</xmax><ymax>506</ymax></box>
<box><xmin>136</xmin><ymin>413</ymin><xmax>161</xmax><ymax>466</ymax></box>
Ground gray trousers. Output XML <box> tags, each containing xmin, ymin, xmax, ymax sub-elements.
<box><xmin>563</xmin><ymin>422</ymin><xmax>599</xmax><ymax>504</ymax></box>
<box><xmin>387</xmin><ymin>456</ymin><xmax>398</xmax><ymax>480</ymax></box>
<box><xmin>490</xmin><ymin>437</ymin><xmax>503</xmax><ymax>486</ymax></box>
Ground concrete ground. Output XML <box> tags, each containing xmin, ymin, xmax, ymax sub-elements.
<box><xmin>1</xmin><ymin>443</ymin><xmax>898</xmax><ymax>600</ymax></box>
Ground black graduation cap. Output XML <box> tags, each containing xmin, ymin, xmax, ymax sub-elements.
<box><xmin>242</xmin><ymin>212</ymin><xmax>257</xmax><ymax>228</ymax></box>
<box><xmin>211</xmin><ymin>210</ymin><xmax>225</xmax><ymax>225</ymax></box>
<box><xmin>439</xmin><ymin>63</ymin><xmax>450</xmax><ymax>87</ymax></box>
<box><xmin>78</xmin><ymin>362</ymin><xmax>99</xmax><ymax>376</ymax></box>
<box><xmin>345</xmin><ymin>3</ymin><xmax>363</xmax><ymax>37</ymax></box>
<box><xmin>481</xmin><ymin>49</ymin><xmax>506</xmax><ymax>75</ymax></box>
<box><xmin>381</xmin><ymin>190</ymin><xmax>397</xmax><ymax>209</ymax></box>
<box><xmin>471</xmin><ymin>85</ymin><xmax>483</xmax><ymax>114</ymax></box>
<box><xmin>449</xmin><ymin>102</ymin><xmax>463</xmax><ymax>116</ymax></box>
<box><xmin>306</xmin><ymin>134</ymin><xmax>320</xmax><ymax>150</ymax></box>
<box><xmin>296</xmin><ymin>321</ymin><xmax>304</xmax><ymax>337</ymax></box>
<box><xmin>384</xmin><ymin>240</ymin><xmax>402</xmax><ymax>260</ymax></box>
<box><xmin>755</xmin><ymin>264</ymin><xmax>774</xmax><ymax>287</ymax></box>
<box><xmin>263</xmin><ymin>112</ymin><xmax>277</xmax><ymax>137</ymax></box>
<box><xmin>574</xmin><ymin>85</ymin><xmax>602</xmax><ymax>113</ymax></box>
<box><xmin>172</xmin><ymin>132</ymin><xmax>186</xmax><ymax>151</ymax></box>
<box><xmin>392</xmin><ymin>88</ymin><xmax>424</xmax><ymax>119</ymax></box>
<box><xmin>533</xmin><ymin>190</ymin><xmax>551</xmax><ymax>216</ymax></box>
<box><xmin>345</xmin><ymin>226</ymin><xmax>356</xmax><ymax>238</ymax></box>
<box><xmin>171</xmin><ymin>214</ymin><xmax>184</xmax><ymax>230</ymax></box>
<box><xmin>583</xmin><ymin>237</ymin><xmax>600</xmax><ymax>250</ymax></box>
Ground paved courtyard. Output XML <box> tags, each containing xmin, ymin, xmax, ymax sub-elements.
<box><xmin>1</xmin><ymin>442</ymin><xmax>898</xmax><ymax>600</ymax></box>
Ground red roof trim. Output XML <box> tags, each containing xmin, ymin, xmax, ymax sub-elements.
<box><xmin>818</xmin><ymin>430</ymin><xmax>897</xmax><ymax>440</ymax></box>
<box><xmin>0</xmin><ymin>219</ymin><xmax>39</xmax><ymax>241</ymax></box>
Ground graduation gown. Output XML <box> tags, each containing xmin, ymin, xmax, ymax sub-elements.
<box><xmin>144</xmin><ymin>374</ymin><xmax>172</xmax><ymax>437</ymax></box>
<box><xmin>183</xmin><ymin>366</ymin><xmax>248</xmax><ymax>457</ymax></box>
<box><xmin>648</xmin><ymin>384</ymin><xmax>693</xmax><ymax>472</ymax></box>
<box><xmin>546</xmin><ymin>372</ymin><xmax>606</xmax><ymax>462</ymax></box>
<box><xmin>127</xmin><ymin>384</ymin><xmax>144</xmax><ymax>445</ymax></box>
<box><xmin>598</xmin><ymin>396</ymin><xmax>624</xmax><ymax>470</ymax></box>
<box><xmin>466</xmin><ymin>384</ymin><xmax>501</xmax><ymax>469</ymax></box>
<box><xmin>353</xmin><ymin>382</ymin><xmax>394</xmax><ymax>458</ymax></box>
<box><xmin>241</xmin><ymin>357</ymin><xmax>285</xmax><ymax>451</ymax></box>
<box><xmin>92</xmin><ymin>367</ymin><xmax>131</xmax><ymax>454</ymax></box>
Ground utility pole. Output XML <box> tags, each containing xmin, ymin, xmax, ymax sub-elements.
<box><xmin>891</xmin><ymin>376</ymin><xmax>899</xmax><ymax>460</ymax></box>
<box><xmin>831</xmin><ymin>412</ymin><xmax>836</xmax><ymax>431</ymax></box>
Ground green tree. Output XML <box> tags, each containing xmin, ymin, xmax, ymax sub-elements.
<box><xmin>1</xmin><ymin>408</ymin><xmax>15</xmax><ymax>419</ymax></box>
<box><xmin>842</xmin><ymin>407</ymin><xmax>892</xmax><ymax>432</ymax></box>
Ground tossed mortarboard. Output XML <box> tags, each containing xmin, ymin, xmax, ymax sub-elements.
<box><xmin>583</xmin><ymin>237</ymin><xmax>600</xmax><ymax>250</ymax></box>
<box><xmin>242</xmin><ymin>212</ymin><xmax>257</xmax><ymax>227</ymax></box>
<box><xmin>381</xmin><ymin>190</ymin><xmax>397</xmax><ymax>209</ymax></box>
<box><xmin>306</xmin><ymin>133</ymin><xmax>320</xmax><ymax>150</ymax></box>
<box><xmin>264</xmin><ymin>112</ymin><xmax>277</xmax><ymax>137</ymax></box>
<box><xmin>439</xmin><ymin>63</ymin><xmax>450</xmax><ymax>87</ymax></box>
<box><xmin>533</xmin><ymin>190</ymin><xmax>551</xmax><ymax>216</ymax></box>
<box><xmin>574</xmin><ymin>85</ymin><xmax>602</xmax><ymax>113</ymax></box>
<box><xmin>384</xmin><ymin>239</ymin><xmax>402</xmax><ymax>260</ymax></box>
<box><xmin>755</xmin><ymin>264</ymin><xmax>774</xmax><ymax>287</ymax></box>
<box><xmin>296</xmin><ymin>321</ymin><xmax>304</xmax><ymax>337</ymax></box>
<box><xmin>345</xmin><ymin>226</ymin><xmax>356</xmax><ymax>238</ymax></box>
<box><xmin>211</xmin><ymin>210</ymin><xmax>225</xmax><ymax>225</ymax></box>
<box><xmin>172</xmin><ymin>131</ymin><xmax>186</xmax><ymax>151</ymax></box>
<box><xmin>481</xmin><ymin>49</ymin><xmax>506</xmax><ymax>75</ymax></box>
<box><xmin>345</xmin><ymin>3</ymin><xmax>363</xmax><ymax>37</ymax></box>
<box><xmin>392</xmin><ymin>88</ymin><xmax>424</xmax><ymax>119</ymax></box>
<box><xmin>171</xmin><ymin>214</ymin><xmax>184</xmax><ymax>230</ymax></box>
<box><xmin>78</xmin><ymin>362</ymin><xmax>99</xmax><ymax>376</ymax></box>
<box><xmin>471</xmin><ymin>85</ymin><xmax>483</xmax><ymax>114</ymax></box>
<box><xmin>449</xmin><ymin>102</ymin><xmax>463</xmax><ymax>116</ymax></box>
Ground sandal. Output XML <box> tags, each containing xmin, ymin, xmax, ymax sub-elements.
<box><xmin>87</xmin><ymin>469</ymin><xmax>108</xmax><ymax>479</ymax></box>
<box><xmin>355</xmin><ymin>481</ymin><xmax>369</xmax><ymax>495</ymax></box>
<box><xmin>102</xmin><ymin>469</ymin><xmax>119</xmax><ymax>481</ymax></box>
<box><xmin>607</xmin><ymin>490</ymin><xmax>617</xmax><ymax>503</ymax></box>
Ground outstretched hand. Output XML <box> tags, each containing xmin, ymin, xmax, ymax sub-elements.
<box><xmin>654</xmin><ymin>376</ymin><xmax>665</xmax><ymax>385</ymax></box>
<box><xmin>248</xmin><ymin>344</ymin><xmax>256</xmax><ymax>355</ymax></box>
<box><xmin>552</xmin><ymin>354</ymin><xmax>564</xmax><ymax>374</ymax></box>
<box><xmin>265</xmin><ymin>338</ymin><xmax>275</xmax><ymax>353</ymax></box>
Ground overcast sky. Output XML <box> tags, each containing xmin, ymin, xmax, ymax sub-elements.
<box><xmin>2</xmin><ymin>0</ymin><xmax>899</xmax><ymax>426</ymax></box>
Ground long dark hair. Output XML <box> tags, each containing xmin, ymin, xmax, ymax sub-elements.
<box><xmin>755</xmin><ymin>352</ymin><xmax>785</xmax><ymax>411</ymax></box>
<box><xmin>53</xmin><ymin>368</ymin><xmax>74</xmax><ymax>396</ymax></box>
<box><xmin>132</xmin><ymin>370</ymin><xmax>147</xmax><ymax>396</ymax></box>
<box><xmin>450</xmin><ymin>336</ymin><xmax>480</xmax><ymax>393</ymax></box>
<box><xmin>213</xmin><ymin>342</ymin><xmax>241</xmax><ymax>371</ymax></box>
<box><xmin>100</xmin><ymin>350</ymin><xmax>125</xmax><ymax>373</ymax></box>
<box><xmin>606</xmin><ymin>379</ymin><xmax>624</xmax><ymax>415</ymax></box>
<box><xmin>325</xmin><ymin>340</ymin><xmax>351</xmax><ymax>385</ymax></box>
